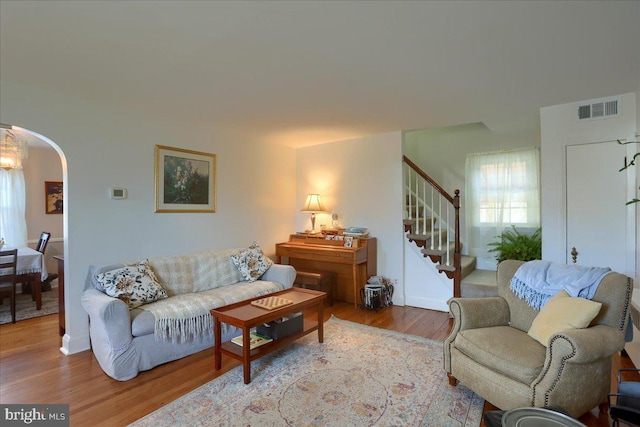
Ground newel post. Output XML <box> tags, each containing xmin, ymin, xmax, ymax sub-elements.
<box><xmin>453</xmin><ymin>190</ymin><xmax>461</xmax><ymax>298</ymax></box>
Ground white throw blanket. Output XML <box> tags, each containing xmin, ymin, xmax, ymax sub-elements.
<box><xmin>141</xmin><ymin>248</ymin><xmax>243</xmax><ymax>343</ymax></box>
<box><xmin>141</xmin><ymin>290</ymin><xmax>225</xmax><ymax>343</ymax></box>
<box><xmin>140</xmin><ymin>279</ymin><xmax>285</xmax><ymax>343</ymax></box>
<box><xmin>510</xmin><ymin>260</ymin><xmax>611</xmax><ymax>310</ymax></box>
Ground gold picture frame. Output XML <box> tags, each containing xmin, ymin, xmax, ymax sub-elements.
<box><xmin>154</xmin><ymin>145</ymin><xmax>216</xmax><ymax>213</ymax></box>
<box><xmin>45</xmin><ymin>181</ymin><xmax>63</xmax><ymax>214</ymax></box>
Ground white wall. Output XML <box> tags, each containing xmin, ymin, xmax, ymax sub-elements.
<box><xmin>295</xmin><ymin>132</ymin><xmax>406</xmax><ymax>305</ymax></box>
<box><xmin>627</xmin><ymin>88</ymin><xmax>640</xmax><ymax>368</ymax></box>
<box><xmin>540</xmin><ymin>92</ymin><xmax>637</xmax><ymax>281</ymax></box>
<box><xmin>22</xmin><ymin>146</ymin><xmax>64</xmax><ymax>273</ymax></box>
<box><xmin>0</xmin><ymin>80</ymin><xmax>296</xmax><ymax>354</ymax></box>
<box><xmin>403</xmin><ymin>238</ymin><xmax>452</xmax><ymax>311</ymax></box>
<box><xmin>23</xmin><ymin>146</ymin><xmax>64</xmax><ymax>242</ymax></box>
<box><xmin>636</xmin><ymin>88</ymin><xmax>640</xmax><ymax>286</ymax></box>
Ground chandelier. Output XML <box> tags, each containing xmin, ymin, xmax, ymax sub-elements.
<box><xmin>0</xmin><ymin>127</ymin><xmax>28</xmax><ymax>170</ymax></box>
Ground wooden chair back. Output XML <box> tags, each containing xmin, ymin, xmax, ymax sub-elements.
<box><xmin>0</xmin><ymin>249</ymin><xmax>18</xmax><ymax>284</ymax></box>
<box><xmin>35</xmin><ymin>232</ymin><xmax>52</xmax><ymax>254</ymax></box>
<box><xmin>0</xmin><ymin>249</ymin><xmax>19</xmax><ymax>323</ymax></box>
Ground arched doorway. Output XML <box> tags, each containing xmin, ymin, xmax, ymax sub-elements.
<box><xmin>1</xmin><ymin>124</ymin><xmax>68</xmax><ymax>342</ymax></box>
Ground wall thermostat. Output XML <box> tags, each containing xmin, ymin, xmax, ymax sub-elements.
<box><xmin>109</xmin><ymin>187</ymin><xmax>128</xmax><ymax>200</ymax></box>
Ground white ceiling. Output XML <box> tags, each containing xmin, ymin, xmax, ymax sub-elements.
<box><xmin>1</xmin><ymin>1</ymin><xmax>639</xmax><ymax>147</ymax></box>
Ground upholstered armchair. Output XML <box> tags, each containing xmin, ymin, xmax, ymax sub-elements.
<box><xmin>444</xmin><ymin>259</ymin><xmax>632</xmax><ymax>418</ymax></box>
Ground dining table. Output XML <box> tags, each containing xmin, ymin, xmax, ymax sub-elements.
<box><xmin>0</xmin><ymin>246</ymin><xmax>46</xmax><ymax>310</ymax></box>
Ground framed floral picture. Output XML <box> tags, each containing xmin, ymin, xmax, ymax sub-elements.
<box><xmin>155</xmin><ymin>145</ymin><xmax>216</xmax><ymax>213</ymax></box>
<box><xmin>45</xmin><ymin>181</ymin><xmax>63</xmax><ymax>214</ymax></box>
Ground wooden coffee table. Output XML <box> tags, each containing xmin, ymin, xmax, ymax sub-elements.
<box><xmin>210</xmin><ymin>287</ymin><xmax>326</xmax><ymax>384</ymax></box>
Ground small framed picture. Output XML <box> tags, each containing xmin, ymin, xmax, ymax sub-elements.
<box><xmin>155</xmin><ymin>145</ymin><xmax>216</xmax><ymax>213</ymax></box>
<box><xmin>325</xmin><ymin>235</ymin><xmax>344</xmax><ymax>241</ymax></box>
<box><xmin>344</xmin><ymin>236</ymin><xmax>353</xmax><ymax>247</ymax></box>
<box><xmin>45</xmin><ymin>181</ymin><xmax>63</xmax><ymax>214</ymax></box>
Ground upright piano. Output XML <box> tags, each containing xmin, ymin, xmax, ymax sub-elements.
<box><xmin>275</xmin><ymin>234</ymin><xmax>377</xmax><ymax>308</ymax></box>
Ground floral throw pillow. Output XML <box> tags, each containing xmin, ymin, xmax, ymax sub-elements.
<box><xmin>230</xmin><ymin>242</ymin><xmax>274</xmax><ymax>282</ymax></box>
<box><xmin>94</xmin><ymin>261</ymin><xmax>168</xmax><ymax>309</ymax></box>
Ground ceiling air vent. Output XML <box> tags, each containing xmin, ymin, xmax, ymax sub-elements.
<box><xmin>577</xmin><ymin>98</ymin><xmax>620</xmax><ymax>121</ymax></box>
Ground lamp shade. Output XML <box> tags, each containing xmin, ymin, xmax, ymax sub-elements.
<box><xmin>301</xmin><ymin>194</ymin><xmax>326</xmax><ymax>212</ymax></box>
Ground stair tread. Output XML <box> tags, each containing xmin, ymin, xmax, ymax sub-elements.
<box><xmin>460</xmin><ymin>255</ymin><xmax>475</xmax><ymax>269</ymax></box>
<box><xmin>460</xmin><ymin>269</ymin><xmax>498</xmax><ymax>297</ymax></box>
<box><xmin>460</xmin><ymin>255</ymin><xmax>476</xmax><ymax>280</ymax></box>
<box><xmin>421</xmin><ymin>243</ymin><xmax>454</xmax><ymax>256</ymax></box>
<box><xmin>461</xmin><ymin>269</ymin><xmax>497</xmax><ymax>286</ymax></box>
<box><xmin>408</xmin><ymin>231</ymin><xmax>446</xmax><ymax>239</ymax></box>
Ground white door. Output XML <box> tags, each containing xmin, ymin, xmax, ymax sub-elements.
<box><xmin>566</xmin><ymin>140</ymin><xmax>630</xmax><ymax>273</ymax></box>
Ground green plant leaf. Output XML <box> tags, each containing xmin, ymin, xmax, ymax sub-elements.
<box><xmin>487</xmin><ymin>225</ymin><xmax>542</xmax><ymax>265</ymax></box>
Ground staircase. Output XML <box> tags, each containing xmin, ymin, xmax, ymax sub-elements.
<box><xmin>403</xmin><ymin>156</ymin><xmax>462</xmax><ymax>297</ymax></box>
<box><xmin>403</xmin><ymin>156</ymin><xmax>497</xmax><ymax>299</ymax></box>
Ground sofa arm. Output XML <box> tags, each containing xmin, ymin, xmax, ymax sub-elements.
<box><xmin>542</xmin><ymin>324</ymin><xmax>624</xmax><ymax>367</ymax></box>
<box><xmin>81</xmin><ymin>289</ymin><xmax>133</xmax><ymax>352</ymax></box>
<box><xmin>533</xmin><ymin>324</ymin><xmax>625</xmax><ymax>415</ymax></box>
<box><xmin>261</xmin><ymin>264</ymin><xmax>296</xmax><ymax>288</ymax></box>
<box><xmin>444</xmin><ymin>297</ymin><xmax>510</xmax><ymax>373</ymax></box>
<box><xmin>449</xmin><ymin>297</ymin><xmax>510</xmax><ymax>331</ymax></box>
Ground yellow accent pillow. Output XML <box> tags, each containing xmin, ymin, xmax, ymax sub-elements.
<box><xmin>528</xmin><ymin>290</ymin><xmax>602</xmax><ymax>347</ymax></box>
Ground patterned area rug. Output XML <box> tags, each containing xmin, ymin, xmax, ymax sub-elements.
<box><xmin>0</xmin><ymin>288</ymin><xmax>58</xmax><ymax>325</ymax></box>
<box><xmin>131</xmin><ymin>316</ymin><xmax>483</xmax><ymax>427</ymax></box>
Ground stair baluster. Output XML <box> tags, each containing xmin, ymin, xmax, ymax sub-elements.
<box><xmin>431</xmin><ymin>186</ymin><xmax>435</xmax><ymax>250</ymax></box>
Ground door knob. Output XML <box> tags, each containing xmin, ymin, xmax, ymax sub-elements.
<box><xmin>571</xmin><ymin>247</ymin><xmax>578</xmax><ymax>263</ymax></box>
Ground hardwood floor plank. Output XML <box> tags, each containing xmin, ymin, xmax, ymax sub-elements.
<box><xmin>0</xmin><ymin>303</ymin><xmax>632</xmax><ymax>426</ymax></box>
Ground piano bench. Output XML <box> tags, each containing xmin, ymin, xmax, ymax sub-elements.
<box><xmin>294</xmin><ymin>270</ymin><xmax>336</xmax><ymax>306</ymax></box>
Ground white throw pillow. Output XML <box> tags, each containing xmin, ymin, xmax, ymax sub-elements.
<box><xmin>94</xmin><ymin>261</ymin><xmax>168</xmax><ymax>309</ymax></box>
<box><xmin>230</xmin><ymin>242</ymin><xmax>274</xmax><ymax>282</ymax></box>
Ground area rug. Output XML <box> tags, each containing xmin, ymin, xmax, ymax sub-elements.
<box><xmin>131</xmin><ymin>316</ymin><xmax>483</xmax><ymax>427</ymax></box>
<box><xmin>0</xmin><ymin>289</ymin><xmax>58</xmax><ymax>325</ymax></box>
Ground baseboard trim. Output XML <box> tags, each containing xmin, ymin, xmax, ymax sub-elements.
<box><xmin>60</xmin><ymin>333</ymin><xmax>90</xmax><ymax>356</ymax></box>
<box><xmin>405</xmin><ymin>295</ymin><xmax>449</xmax><ymax>312</ymax></box>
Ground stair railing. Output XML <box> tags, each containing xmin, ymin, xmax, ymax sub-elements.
<box><xmin>403</xmin><ymin>155</ymin><xmax>461</xmax><ymax>297</ymax></box>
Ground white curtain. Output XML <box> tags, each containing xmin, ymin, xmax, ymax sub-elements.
<box><xmin>465</xmin><ymin>147</ymin><xmax>540</xmax><ymax>258</ymax></box>
<box><xmin>0</xmin><ymin>168</ymin><xmax>28</xmax><ymax>248</ymax></box>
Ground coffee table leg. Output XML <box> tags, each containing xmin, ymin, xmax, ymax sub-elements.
<box><xmin>318</xmin><ymin>300</ymin><xmax>324</xmax><ymax>343</ymax></box>
<box><xmin>242</xmin><ymin>327</ymin><xmax>251</xmax><ymax>384</ymax></box>
<box><xmin>214</xmin><ymin>317</ymin><xmax>221</xmax><ymax>370</ymax></box>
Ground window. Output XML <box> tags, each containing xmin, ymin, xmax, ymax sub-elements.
<box><xmin>465</xmin><ymin>147</ymin><xmax>540</xmax><ymax>257</ymax></box>
<box><xmin>0</xmin><ymin>168</ymin><xmax>28</xmax><ymax>248</ymax></box>
<box><xmin>477</xmin><ymin>160</ymin><xmax>534</xmax><ymax>224</ymax></box>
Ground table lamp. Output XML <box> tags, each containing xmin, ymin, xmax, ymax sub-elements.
<box><xmin>301</xmin><ymin>194</ymin><xmax>326</xmax><ymax>234</ymax></box>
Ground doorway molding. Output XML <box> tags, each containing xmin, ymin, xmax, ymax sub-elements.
<box><xmin>10</xmin><ymin>124</ymin><xmax>70</xmax><ymax>354</ymax></box>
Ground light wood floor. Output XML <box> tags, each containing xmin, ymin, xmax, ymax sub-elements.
<box><xmin>0</xmin><ymin>302</ymin><xmax>633</xmax><ymax>426</ymax></box>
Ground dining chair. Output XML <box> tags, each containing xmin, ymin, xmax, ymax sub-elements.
<box><xmin>21</xmin><ymin>231</ymin><xmax>58</xmax><ymax>295</ymax></box>
<box><xmin>36</xmin><ymin>232</ymin><xmax>52</xmax><ymax>254</ymax></box>
<box><xmin>36</xmin><ymin>231</ymin><xmax>58</xmax><ymax>289</ymax></box>
<box><xmin>0</xmin><ymin>249</ymin><xmax>19</xmax><ymax>323</ymax></box>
